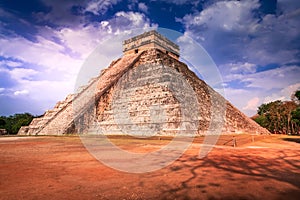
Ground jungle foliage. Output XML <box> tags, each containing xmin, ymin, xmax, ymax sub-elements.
<box><xmin>254</xmin><ymin>90</ymin><xmax>300</xmax><ymax>134</ymax></box>
<box><xmin>0</xmin><ymin>113</ymin><xmax>34</xmax><ymax>134</ymax></box>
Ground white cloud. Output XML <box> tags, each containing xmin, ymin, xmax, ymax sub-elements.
<box><xmin>115</xmin><ymin>11</ymin><xmax>149</xmax><ymax>27</ymax></box>
<box><xmin>0</xmin><ymin>9</ymin><xmax>157</xmax><ymax>115</ymax></box>
<box><xmin>219</xmin><ymin>62</ymin><xmax>257</xmax><ymax>76</ymax></box>
<box><xmin>14</xmin><ymin>89</ymin><xmax>29</xmax><ymax>96</ymax></box>
<box><xmin>54</xmin><ymin>11</ymin><xmax>156</xmax><ymax>69</ymax></box>
<box><xmin>222</xmin><ymin>87</ymin><xmax>260</xmax><ymax>116</ymax></box>
<box><xmin>281</xmin><ymin>83</ymin><xmax>300</xmax><ymax>98</ymax></box>
<box><xmin>0</xmin><ymin>60</ymin><xmax>23</xmax><ymax>68</ymax></box>
<box><xmin>182</xmin><ymin>0</ymin><xmax>260</xmax><ymax>33</ymax></box>
<box><xmin>243</xmin><ymin>97</ymin><xmax>260</xmax><ymax>111</ymax></box>
<box><xmin>180</xmin><ymin>0</ymin><xmax>300</xmax><ymax>66</ymax></box>
<box><xmin>231</xmin><ymin>62</ymin><xmax>256</xmax><ymax>74</ymax></box>
<box><xmin>84</xmin><ymin>0</ymin><xmax>121</xmax><ymax>15</ymax></box>
<box><xmin>222</xmin><ymin>86</ymin><xmax>277</xmax><ymax>116</ymax></box>
<box><xmin>263</xmin><ymin>94</ymin><xmax>285</xmax><ymax>104</ymax></box>
<box><xmin>9</xmin><ymin>68</ymin><xmax>38</xmax><ymax>81</ymax></box>
<box><xmin>243</xmin><ymin>66</ymin><xmax>300</xmax><ymax>90</ymax></box>
<box><xmin>0</xmin><ymin>10</ymin><xmax>155</xmax><ymax>91</ymax></box>
<box><xmin>138</xmin><ymin>3</ymin><xmax>148</xmax><ymax>13</ymax></box>
<box><xmin>57</xmin><ymin>25</ymin><xmax>105</xmax><ymax>59</ymax></box>
<box><xmin>221</xmin><ymin>65</ymin><xmax>300</xmax><ymax>116</ymax></box>
<box><xmin>179</xmin><ymin>0</ymin><xmax>260</xmax><ymax>65</ymax></box>
<box><xmin>219</xmin><ymin>63</ymin><xmax>300</xmax><ymax>94</ymax></box>
<box><xmin>153</xmin><ymin>0</ymin><xmax>199</xmax><ymax>5</ymax></box>
<box><xmin>16</xmin><ymin>11</ymin><xmax>153</xmax><ymax>68</ymax></box>
<box><xmin>277</xmin><ymin>0</ymin><xmax>300</xmax><ymax>13</ymax></box>
<box><xmin>263</xmin><ymin>83</ymin><xmax>300</xmax><ymax>104</ymax></box>
<box><xmin>244</xmin><ymin>13</ymin><xmax>300</xmax><ymax>65</ymax></box>
<box><xmin>18</xmin><ymin>79</ymin><xmax>73</xmax><ymax>102</ymax></box>
<box><xmin>0</xmin><ymin>35</ymin><xmax>82</xmax><ymax>75</ymax></box>
<box><xmin>100</xmin><ymin>21</ymin><xmax>109</xmax><ymax>27</ymax></box>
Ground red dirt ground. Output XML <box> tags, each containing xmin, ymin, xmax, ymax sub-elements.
<box><xmin>1</xmin><ymin>135</ymin><xmax>300</xmax><ymax>200</ymax></box>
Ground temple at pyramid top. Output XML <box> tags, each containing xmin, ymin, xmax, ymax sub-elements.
<box><xmin>122</xmin><ymin>30</ymin><xmax>180</xmax><ymax>60</ymax></box>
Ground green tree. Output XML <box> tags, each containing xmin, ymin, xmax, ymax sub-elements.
<box><xmin>295</xmin><ymin>90</ymin><xmax>300</xmax><ymax>101</ymax></box>
<box><xmin>253</xmin><ymin>115</ymin><xmax>267</xmax><ymax>127</ymax></box>
<box><xmin>0</xmin><ymin>113</ymin><xmax>34</xmax><ymax>134</ymax></box>
<box><xmin>291</xmin><ymin>90</ymin><xmax>300</xmax><ymax>103</ymax></box>
<box><xmin>255</xmin><ymin>91</ymin><xmax>299</xmax><ymax>134</ymax></box>
<box><xmin>0</xmin><ymin>117</ymin><xmax>6</xmax><ymax>127</ymax></box>
<box><xmin>256</xmin><ymin>101</ymin><xmax>283</xmax><ymax>133</ymax></box>
<box><xmin>282</xmin><ymin>101</ymin><xmax>297</xmax><ymax>134</ymax></box>
<box><xmin>291</xmin><ymin>90</ymin><xmax>300</xmax><ymax>134</ymax></box>
<box><xmin>291</xmin><ymin>107</ymin><xmax>300</xmax><ymax>134</ymax></box>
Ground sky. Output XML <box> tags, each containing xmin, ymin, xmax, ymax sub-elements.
<box><xmin>0</xmin><ymin>0</ymin><xmax>299</xmax><ymax>117</ymax></box>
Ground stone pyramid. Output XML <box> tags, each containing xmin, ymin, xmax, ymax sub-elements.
<box><xmin>18</xmin><ymin>31</ymin><xmax>269</xmax><ymax>136</ymax></box>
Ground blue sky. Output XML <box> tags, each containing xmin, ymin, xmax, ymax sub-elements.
<box><xmin>0</xmin><ymin>0</ymin><xmax>299</xmax><ymax>117</ymax></box>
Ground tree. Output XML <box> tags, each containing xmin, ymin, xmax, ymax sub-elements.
<box><xmin>282</xmin><ymin>101</ymin><xmax>297</xmax><ymax>134</ymax></box>
<box><xmin>0</xmin><ymin>113</ymin><xmax>34</xmax><ymax>134</ymax></box>
<box><xmin>255</xmin><ymin>90</ymin><xmax>300</xmax><ymax>134</ymax></box>
<box><xmin>291</xmin><ymin>90</ymin><xmax>300</xmax><ymax>104</ymax></box>
<box><xmin>256</xmin><ymin>101</ymin><xmax>283</xmax><ymax>133</ymax></box>
<box><xmin>290</xmin><ymin>90</ymin><xmax>300</xmax><ymax>134</ymax></box>
<box><xmin>295</xmin><ymin>90</ymin><xmax>300</xmax><ymax>101</ymax></box>
<box><xmin>291</xmin><ymin>107</ymin><xmax>300</xmax><ymax>134</ymax></box>
<box><xmin>0</xmin><ymin>118</ymin><xmax>6</xmax><ymax>127</ymax></box>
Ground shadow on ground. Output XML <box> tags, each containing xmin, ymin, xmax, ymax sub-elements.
<box><xmin>283</xmin><ymin>137</ymin><xmax>300</xmax><ymax>144</ymax></box>
<box><xmin>139</xmin><ymin>147</ymin><xmax>300</xmax><ymax>199</ymax></box>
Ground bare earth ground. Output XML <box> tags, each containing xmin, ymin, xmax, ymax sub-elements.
<box><xmin>1</xmin><ymin>134</ymin><xmax>300</xmax><ymax>200</ymax></box>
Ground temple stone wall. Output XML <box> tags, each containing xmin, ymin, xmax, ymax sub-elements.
<box><xmin>123</xmin><ymin>30</ymin><xmax>179</xmax><ymax>59</ymax></box>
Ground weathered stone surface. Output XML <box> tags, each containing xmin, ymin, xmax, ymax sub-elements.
<box><xmin>18</xmin><ymin>31</ymin><xmax>269</xmax><ymax>136</ymax></box>
<box><xmin>123</xmin><ymin>30</ymin><xmax>179</xmax><ymax>60</ymax></box>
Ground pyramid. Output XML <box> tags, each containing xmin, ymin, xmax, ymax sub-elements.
<box><xmin>18</xmin><ymin>31</ymin><xmax>269</xmax><ymax>136</ymax></box>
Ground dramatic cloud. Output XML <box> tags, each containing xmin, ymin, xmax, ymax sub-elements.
<box><xmin>178</xmin><ymin>0</ymin><xmax>300</xmax><ymax>116</ymax></box>
<box><xmin>0</xmin><ymin>6</ymin><xmax>156</xmax><ymax>115</ymax></box>
<box><xmin>180</xmin><ymin>0</ymin><xmax>300</xmax><ymax>66</ymax></box>
<box><xmin>36</xmin><ymin>0</ymin><xmax>85</xmax><ymax>27</ymax></box>
<box><xmin>277</xmin><ymin>0</ymin><xmax>300</xmax><ymax>13</ymax></box>
<box><xmin>84</xmin><ymin>0</ymin><xmax>122</xmax><ymax>15</ymax></box>
<box><xmin>220</xmin><ymin>64</ymin><xmax>300</xmax><ymax>115</ymax></box>
<box><xmin>0</xmin><ymin>35</ymin><xmax>81</xmax><ymax>73</ymax></box>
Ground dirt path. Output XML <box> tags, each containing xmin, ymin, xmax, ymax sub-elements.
<box><xmin>0</xmin><ymin>135</ymin><xmax>300</xmax><ymax>199</ymax></box>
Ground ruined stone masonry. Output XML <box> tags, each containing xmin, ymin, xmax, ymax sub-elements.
<box><xmin>18</xmin><ymin>30</ymin><xmax>269</xmax><ymax>135</ymax></box>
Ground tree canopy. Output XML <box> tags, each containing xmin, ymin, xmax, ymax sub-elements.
<box><xmin>254</xmin><ymin>90</ymin><xmax>300</xmax><ymax>134</ymax></box>
<box><xmin>0</xmin><ymin>113</ymin><xmax>34</xmax><ymax>135</ymax></box>
<box><xmin>294</xmin><ymin>90</ymin><xmax>300</xmax><ymax>101</ymax></box>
